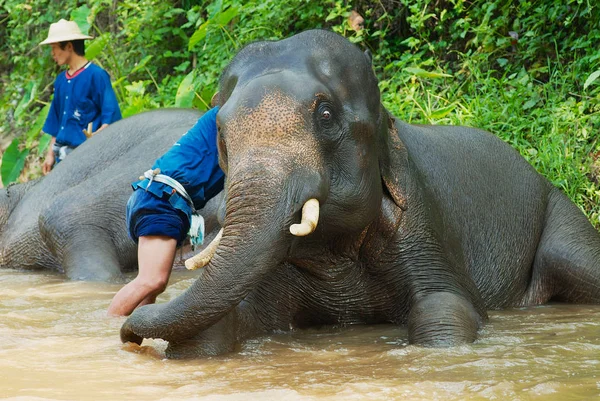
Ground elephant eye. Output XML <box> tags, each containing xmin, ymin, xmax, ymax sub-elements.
<box><xmin>317</xmin><ymin>102</ymin><xmax>334</xmax><ymax>126</ymax></box>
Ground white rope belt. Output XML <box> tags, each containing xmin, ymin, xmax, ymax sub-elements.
<box><xmin>140</xmin><ymin>168</ymin><xmax>205</xmax><ymax>248</ymax></box>
<box><xmin>142</xmin><ymin>168</ymin><xmax>195</xmax><ymax>212</ymax></box>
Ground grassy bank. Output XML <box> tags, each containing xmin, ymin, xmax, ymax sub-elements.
<box><xmin>1</xmin><ymin>0</ymin><xmax>599</xmax><ymax>226</ymax></box>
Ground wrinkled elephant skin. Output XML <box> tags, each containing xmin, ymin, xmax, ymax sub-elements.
<box><xmin>121</xmin><ymin>30</ymin><xmax>600</xmax><ymax>358</ymax></box>
<box><xmin>0</xmin><ymin>109</ymin><xmax>221</xmax><ymax>281</ymax></box>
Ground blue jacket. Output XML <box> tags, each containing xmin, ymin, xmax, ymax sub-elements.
<box><xmin>43</xmin><ymin>63</ymin><xmax>122</xmax><ymax>147</ymax></box>
<box><xmin>133</xmin><ymin>106</ymin><xmax>225</xmax><ymax>212</ymax></box>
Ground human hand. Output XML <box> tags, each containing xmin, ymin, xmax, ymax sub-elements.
<box><xmin>42</xmin><ymin>152</ymin><xmax>55</xmax><ymax>175</ymax></box>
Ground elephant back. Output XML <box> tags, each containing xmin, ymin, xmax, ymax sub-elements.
<box><xmin>1</xmin><ymin>109</ymin><xmax>202</xmax><ymax>271</ymax></box>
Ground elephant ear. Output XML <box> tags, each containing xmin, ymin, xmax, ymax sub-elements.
<box><xmin>364</xmin><ymin>49</ymin><xmax>373</xmax><ymax>65</ymax></box>
<box><xmin>379</xmin><ymin>112</ymin><xmax>408</xmax><ymax>211</ymax></box>
<box><xmin>211</xmin><ymin>91</ymin><xmax>220</xmax><ymax>107</ymax></box>
<box><xmin>361</xmin><ymin>111</ymin><xmax>409</xmax><ymax>259</ymax></box>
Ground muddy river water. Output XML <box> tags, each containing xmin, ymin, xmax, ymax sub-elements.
<box><xmin>1</xmin><ymin>268</ymin><xmax>599</xmax><ymax>400</ymax></box>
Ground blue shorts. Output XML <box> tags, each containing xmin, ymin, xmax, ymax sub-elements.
<box><xmin>126</xmin><ymin>188</ymin><xmax>191</xmax><ymax>247</ymax></box>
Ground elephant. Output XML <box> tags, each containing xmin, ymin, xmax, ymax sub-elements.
<box><xmin>0</xmin><ymin>109</ymin><xmax>221</xmax><ymax>281</ymax></box>
<box><xmin>120</xmin><ymin>29</ymin><xmax>600</xmax><ymax>358</ymax></box>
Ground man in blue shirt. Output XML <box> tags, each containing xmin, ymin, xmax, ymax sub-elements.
<box><xmin>108</xmin><ymin>106</ymin><xmax>225</xmax><ymax>316</ymax></box>
<box><xmin>40</xmin><ymin>19</ymin><xmax>122</xmax><ymax>174</ymax></box>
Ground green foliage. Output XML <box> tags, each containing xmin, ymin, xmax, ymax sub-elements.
<box><xmin>0</xmin><ymin>0</ymin><xmax>598</xmax><ymax>228</ymax></box>
<box><xmin>175</xmin><ymin>70</ymin><xmax>196</xmax><ymax>108</ymax></box>
<box><xmin>585</xmin><ymin>70</ymin><xmax>600</xmax><ymax>90</ymax></box>
<box><xmin>1</xmin><ymin>140</ymin><xmax>30</xmax><ymax>187</ymax></box>
<box><xmin>357</xmin><ymin>0</ymin><xmax>600</xmax><ymax>227</ymax></box>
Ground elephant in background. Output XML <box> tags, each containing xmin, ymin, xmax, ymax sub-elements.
<box><xmin>0</xmin><ymin>109</ymin><xmax>221</xmax><ymax>281</ymax></box>
<box><xmin>121</xmin><ymin>29</ymin><xmax>600</xmax><ymax>358</ymax></box>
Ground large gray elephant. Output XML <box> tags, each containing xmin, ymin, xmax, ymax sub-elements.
<box><xmin>0</xmin><ymin>109</ymin><xmax>220</xmax><ymax>281</ymax></box>
<box><xmin>120</xmin><ymin>29</ymin><xmax>600</xmax><ymax>358</ymax></box>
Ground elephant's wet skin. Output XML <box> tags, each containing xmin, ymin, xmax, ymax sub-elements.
<box><xmin>121</xmin><ymin>29</ymin><xmax>600</xmax><ymax>358</ymax></box>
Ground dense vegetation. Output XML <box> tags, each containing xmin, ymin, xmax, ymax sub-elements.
<box><xmin>1</xmin><ymin>0</ymin><xmax>599</xmax><ymax>226</ymax></box>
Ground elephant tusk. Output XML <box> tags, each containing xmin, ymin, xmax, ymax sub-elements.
<box><xmin>185</xmin><ymin>228</ymin><xmax>223</xmax><ymax>270</ymax></box>
<box><xmin>289</xmin><ymin>198</ymin><xmax>320</xmax><ymax>236</ymax></box>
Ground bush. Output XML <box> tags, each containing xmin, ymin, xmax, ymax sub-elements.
<box><xmin>1</xmin><ymin>0</ymin><xmax>598</xmax><ymax>226</ymax></box>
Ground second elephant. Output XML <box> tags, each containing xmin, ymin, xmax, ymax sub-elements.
<box><xmin>0</xmin><ymin>109</ymin><xmax>221</xmax><ymax>281</ymax></box>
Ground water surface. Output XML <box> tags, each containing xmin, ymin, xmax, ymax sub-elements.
<box><xmin>1</xmin><ymin>268</ymin><xmax>599</xmax><ymax>400</ymax></box>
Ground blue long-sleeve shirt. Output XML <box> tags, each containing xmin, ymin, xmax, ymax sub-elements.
<box><xmin>43</xmin><ymin>63</ymin><xmax>122</xmax><ymax>147</ymax></box>
<box><xmin>133</xmin><ymin>106</ymin><xmax>225</xmax><ymax>212</ymax></box>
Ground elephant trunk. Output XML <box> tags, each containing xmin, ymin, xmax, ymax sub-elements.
<box><xmin>121</xmin><ymin>164</ymin><xmax>317</xmax><ymax>344</ymax></box>
<box><xmin>187</xmin><ymin>198</ymin><xmax>319</xmax><ymax>270</ymax></box>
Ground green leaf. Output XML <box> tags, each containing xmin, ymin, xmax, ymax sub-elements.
<box><xmin>1</xmin><ymin>139</ymin><xmax>30</xmax><ymax>187</ymax></box>
<box><xmin>188</xmin><ymin>20</ymin><xmax>210</xmax><ymax>50</ymax></box>
<box><xmin>175</xmin><ymin>71</ymin><xmax>196</xmax><ymax>108</ymax></box>
<box><xmin>325</xmin><ymin>10</ymin><xmax>339</xmax><ymax>22</ymax></box>
<box><xmin>124</xmin><ymin>81</ymin><xmax>146</xmax><ymax>96</ymax></box>
<box><xmin>37</xmin><ymin>134</ymin><xmax>53</xmax><ymax>157</ymax></box>
<box><xmin>583</xmin><ymin>70</ymin><xmax>600</xmax><ymax>90</ymax></box>
<box><xmin>214</xmin><ymin>6</ymin><xmax>239</xmax><ymax>26</ymax></box>
<box><xmin>130</xmin><ymin>55</ymin><xmax>154</xmax><ymax>74</ymax></box>
<box><xmin>25</xmin><ymin>104</ymin><xmax>50</xmax><ymax>147</ymax></box>
<box><xmin>192</xmin><ymin>86</ymin><xmax>217</xmax><ymax>111</ymax></box>
<box><xmin>70</xmin><ymin>5</ymin><xmax>91</xmax><ymax>35</ymax></box>
<box><xmin>404</xmin><ymin>67</ymin><xmax>452</xmax><ymax>79</ymax></box>
<box><xmin>112</xmin><ymin>76</ymin><xmax>128</xmax><ymax>88</ymax></box>
<box><xmin>429</xmin><ymin>103</ymin><xmax>456</xmax><ymax>119</ymax></box>
<box><xmin>523</xmin><ymin>98</ymin><xmax>538</xmax><ymax>110</ymax></box>
<box><xmin>14</xmin><ymin>81</ymin><xmax>37</xmax><ymax>119</ymax></box>
<box><xmin>85</xmin><ymin>34</ymin><xmax>107</xmax><ymax>60</ymax></box>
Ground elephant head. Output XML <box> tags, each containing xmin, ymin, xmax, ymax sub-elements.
<box><xmin>121</xmin><ymin>29</ymin><xmax>408</xmax><ymax>347</ymax></box>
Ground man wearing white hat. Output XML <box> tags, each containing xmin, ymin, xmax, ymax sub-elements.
<box><xmin>40</xmin><ymin>19</ymin><xmax>122</xmax><ymax>174</ymax></box>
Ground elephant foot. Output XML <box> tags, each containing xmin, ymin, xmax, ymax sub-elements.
<box><xmin>407</xmin><ymin>291</ymin><xmax>484</xmax><ymax>346</ymax></box>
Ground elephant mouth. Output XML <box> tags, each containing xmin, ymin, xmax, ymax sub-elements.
<box><xmin>185</xmin><ymin>198</ymin><xmax>321</xmax><ymax>270</ymax></box>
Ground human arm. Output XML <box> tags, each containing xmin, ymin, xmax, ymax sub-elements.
<box><xmin>42</xmin><ymin>136</ymin><xmax>56</xmax><ymax>175</ymax></box>
<box><xmin>41</xmin><ymin>90</ymin><xmax>60</xmax><ymax>175</ymax></box>
<box><xmin>94</xmin><ymin>70</ymin><xmax>122</xmax><ymax>126</ymax></box>
<box><xmin>95</xmin><ymin>123</ymin><xmax>110</xmax><ymax>133</ymax></box>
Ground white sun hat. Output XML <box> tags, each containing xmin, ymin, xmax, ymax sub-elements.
<box><xmin>40</xmin><ymin>19</ymin><xmax>93</xmax><ymax>45</ymax></box>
